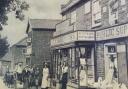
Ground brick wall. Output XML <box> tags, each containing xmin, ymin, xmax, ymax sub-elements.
<box><xmin>31</xmin><ymin>29</ymin><xmax>54</xmax><ymax>65</ymax></box>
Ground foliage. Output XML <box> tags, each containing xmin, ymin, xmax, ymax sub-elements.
<box><xmin>0</xmin><ymin>0</ymin><xmax>29</xmax><ymax>30</ymax></box>
<box><xmin>0</xmin><ymin>36</ymin><xmax>9</xmax><ymax>58</ymax></box>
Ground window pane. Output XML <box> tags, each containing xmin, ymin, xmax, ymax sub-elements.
<box><xmin>92</xmin><ymin>0</ymin><xmax>101</xmax><ymax>27</ymax></box>
<box><xmin>108</xmin><ymin>0</ymin><xmax>118</xmax><ymax>25</ymax></box>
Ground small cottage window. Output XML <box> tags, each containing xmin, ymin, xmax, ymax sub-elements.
<box><xmin>85</xmin><ymin>1</ymin><xmax>91</xmax><ymax>14</ymax></box>
<box><xmin>71</xmin><ymin>10</ymin><xmax>76</xmax><ymax>24</ymax></box>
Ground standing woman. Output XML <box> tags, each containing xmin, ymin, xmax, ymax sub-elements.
<box><xmin>41</xmin><ymin>62</ymin><xmax>49</xmax><ymax>89</ymax></box>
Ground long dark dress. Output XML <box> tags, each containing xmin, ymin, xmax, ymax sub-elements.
<box><xmin>22</xmin><ymin>69</ymin><xmax>30</xmax><ymax>89</ymax></box>
<box><xmin>61</xmin><ymin>72</ymin><xmax>68</xmax><ymax>89</ymax></box>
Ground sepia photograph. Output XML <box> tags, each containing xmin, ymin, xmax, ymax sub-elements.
<box><xmin>0</xmin><ymin>0</ymin><xmax>128</xmax><ymax>89</ymax></box>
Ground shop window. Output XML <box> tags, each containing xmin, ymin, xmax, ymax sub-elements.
<box><xmin>71</xmin><ymin>49</ymin><xmax>75</xmax><ymax>78</ymax></box>
<box><xmin>71</xmin><ymin>10</ymin><xmax>76</xmax><ymax>24</ymax></box>
<box><xmin>92</xmin><ymin>0</ymin><xmax>101</xmax><ymax>27</ymax></box>
<box><xmin>108</xmin><ymin>0</ymin><xmax>118</xmax><ymax>25</ymax></box>
<box><xmin>84</xmin><ymin>1</ymin><xmax>91</xmax><ymax>14</ymax></box>
<box><xmin>78</xmin><ymin>47</ymin><xmax>95</xmax><ymax>85</ymax></box>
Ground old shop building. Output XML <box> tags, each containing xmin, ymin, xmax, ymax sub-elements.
<box><xmin>26</xmin><ymin>19</ymin><xmax>60</xmax><ymax>66</ymax></box>
<box><xmin>51</xmin><ymin>0</ymin><xmax>128</xmax><ymax>88</ymax></box>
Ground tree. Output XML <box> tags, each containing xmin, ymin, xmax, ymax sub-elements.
<box><xmin>0</xmin><ymin>37</ymin><xmax>9</xmax><ymax>58</ymax></box>
<box><xmin>0</xmin><ymin>0</ymin><xmax>29</xmax><ymax>30</ymax></box>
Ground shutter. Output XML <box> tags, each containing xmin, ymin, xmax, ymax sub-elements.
<box><xmin>117</xmin><ymin>45</ymin><xmax>128</xmax><ymax>85</ymax></box>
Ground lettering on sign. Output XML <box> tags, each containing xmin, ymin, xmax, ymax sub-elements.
<box><xmin>78</xmin><ymin>31</ymin><xmax>95</xmax><ymax>41</ymax></box>
<box><xmin>96</xmin><ymin>24</ymin><xmax>128</xmax><ymax>40</ymax></box>
<box><xmin>51</xmin><ymin>32</ymin><xmax>77</xmax><ymax>46</ymax></box>
<box><xmin>51</xmin><ymin>31</ymin><xmax>95</xmax><ymax>46</ymax></box>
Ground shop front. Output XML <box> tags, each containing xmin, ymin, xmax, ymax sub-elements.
<box><xmin>51</xmin><ymin>23</ymin><xmax>128</xmax><ymax>88</ymax></box>
<box><xmin>52</xmin><ymin>42</ymin><xmax>96</xmax><ymax>89</ymax></box>
<box><xmin>102</xmin><ymin>41</ymin><xmax>128</xmax><ymax>86</ymax></box>
<box><xmin>96</xmin><ymin>23</ymin><xmax>128</xmax><ymax>87</ymax></box>
<box><xmin>51</xmin><ymin>30</ymin><xmax>96</xmax><ymax>89</ymax></box>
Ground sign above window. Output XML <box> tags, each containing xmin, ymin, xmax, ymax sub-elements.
<box><xmin>96</xmin><ymin>23</ymin><xmax>128</xmax><ymax>40</ymax></box>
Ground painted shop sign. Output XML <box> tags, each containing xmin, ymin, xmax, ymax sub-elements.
<box><xmin>51</xmin><ymin>32</ymin><xmax>77</xmax><ymax>46</ymax></box>
<box><xmin>51</xmin><ymin>31</ymin><xmax>95</xmax><ymax>46</ymax></box>
<box><xmin>77</xmin><ymin>31</ymin><xmax>95</xmax><ymax>41</ymax></box>
<box><xmin>96</xmin><ymin>24</ymin><xmax>128</xmax><ymax>41</ymax></box>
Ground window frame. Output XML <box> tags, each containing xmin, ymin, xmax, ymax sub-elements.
<box><xmin>92</xmin><ymin>0</ymin><xmax>102</xmax><ymax>27</ymax></box>
<box><xmin>108</xmin><ymin>0</ymin><xmax>118</xmax><ymax>25</ymax></box>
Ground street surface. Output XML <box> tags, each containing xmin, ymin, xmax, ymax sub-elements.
<box><xmin>0</xmin><ymin>77</ymin><xmax>10</xmax><ymax>89</ymax></box>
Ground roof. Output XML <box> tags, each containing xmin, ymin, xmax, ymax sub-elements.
<box><xmin>0</xmin><ymin>52</ymin><xmax>12</xmax><ymax>62</ymax></box>
<box><xmin>26</xmin><ymin>19</ymin><xmax>61</xmax><ymax>33</ymax></box>
<box><xmin>12</xmin><ymin>37</ymin><xmax>27</xmax><ymax>47</ymax></box>
<box><xmin>61</xmin><ymin>0</ymin><xmax>81</xmax><ymax>14</ymax></box>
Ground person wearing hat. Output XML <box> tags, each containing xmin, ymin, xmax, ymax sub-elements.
<box><xmin>41</xmin><ymin>62</ymin><xmax>49</xmax><ymax>89</ymax></box>
<box><xmin>22</xmin><ymin>65</ymin><xmax>30</xmax><ymax>89</ymax></box>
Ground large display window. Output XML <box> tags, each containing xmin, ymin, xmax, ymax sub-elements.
<box><xmin>54</xmin><ymin>46</ymin><xmax>95</xmax><ymax>87</ymax></box>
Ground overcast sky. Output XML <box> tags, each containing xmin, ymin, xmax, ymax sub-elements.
<box><xmin>2</xmin><ymin>0</ymin><xmax>69</xmax><ymax>46</ymax></box>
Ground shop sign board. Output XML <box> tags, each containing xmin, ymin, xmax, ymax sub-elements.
<box><xmin>51</xmin><ymin>31</ymin><xmax>95</xmax><ymax>46</ymax></box>
<box><xmin>51</xmin><ymin>32</ymin><xmax>77</xmax><ymax>46</ymax></box>
<box><xmin>77</xmin><ymin>31</ymin><xmax>95</xmax><ymax>41</ymax></box>
<box><xmin>96</xmin><ymin>24</ymin><xmax>128</xmax><ymax>40</ymax></box>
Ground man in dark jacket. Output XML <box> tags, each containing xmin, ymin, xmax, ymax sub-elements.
<box><xmin>22</xmin><ymin>66</ymin><xmax>30</xmax><ymax>89</ymax></box>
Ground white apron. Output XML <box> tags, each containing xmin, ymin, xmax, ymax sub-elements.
<box><xmin>41</xmin><ymin>68</ymin><xmax>49</xmax><ymax>88</ymax></box>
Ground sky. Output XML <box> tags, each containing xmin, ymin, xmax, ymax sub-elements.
<box><xmin>2</xmin><ymin>0</ymin><xmax>69</xmax><ymax>46</ymax></box>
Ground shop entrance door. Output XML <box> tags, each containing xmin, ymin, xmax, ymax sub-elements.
<box><xmin>104</xmin><ymin>43</ymin><xmax>118</xmax><ymax>82</ymax></box>
<box><xmin>79</xmin><ymin>46</ymin><xmax>95</xmax><ymax>86</ymax></box>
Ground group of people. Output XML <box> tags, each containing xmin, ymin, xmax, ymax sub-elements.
<box><xmin>3</xmin><ymin>70</ymin><xmax>14</xmax><ymax>88</ymax></box>
<box><xmin>3</xmin><ymin>62</ymin><xmax>52</xmax><ymax>89</ymax></box>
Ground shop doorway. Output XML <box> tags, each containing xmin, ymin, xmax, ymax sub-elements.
<box><xmin>78</xmin><ymin>46</ymin><xmax>95</xmax><ymax>86</ymax></box>
<box><xmin>104</xmin><ymin>43</ymin><xmax>118</xmax><ymax>82</ymax></box>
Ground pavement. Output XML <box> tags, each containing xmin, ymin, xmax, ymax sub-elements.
<box><xmin>0</xmin><ymin>77</ymin><xmax>11</xmax><ymax>89</ymax></box>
